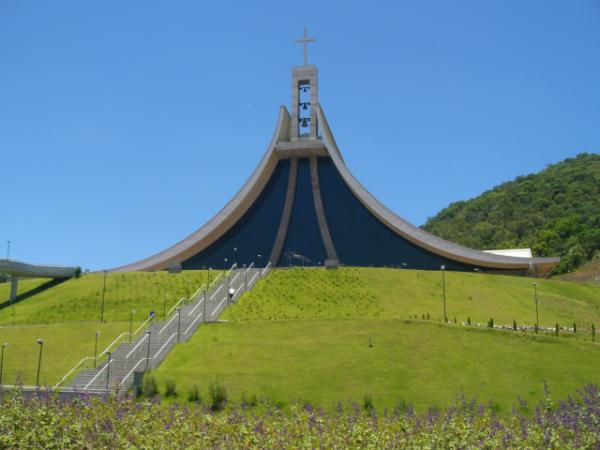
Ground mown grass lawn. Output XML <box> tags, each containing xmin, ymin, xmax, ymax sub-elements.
<box><xmin>0</xmin><ymin>270</ymin><xmax>218</xmax><ymax>385</ymax></box>
<box><xmin>152</xmin><ymin>319</ymin><xmax>600</xmax><ymax>413</ymax></box>
<box><xmin>152</xmin><ymin>267</ymin><xmax>600</xmax><ymax>411</ymax></box>
<box><xmin>0</xmin><ymin>270</ymin><xmax>219</xmax><ymax>325</ymax></box>
<box><xmin>0</xmin><ymin>322</ymin><xmax>126</xmax><ymax>386</ymax></box>
<box><xmin>223</xmin><ymin>267</ymin><xmax>600</xmax><ymax>332</ymax></box>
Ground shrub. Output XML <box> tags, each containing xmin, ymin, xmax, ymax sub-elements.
<box><xmin>487</xmin><ymin>318</ymin><xmax>494</xmax><ymax>328</ymax></box>
<box><xmin>165</xmin><ymin>379</ymin><xmax>177</xmax><ymax>397</ymax></box>
<box><xmin>362</xmin><ymin>394</ymin><xmax>374</xmax><ymax>412</ymax></box>
<box><xmin>143</xmin><ymin>375</ymin><xmax>159</xmax><ymax>398</ymax></box>
<box><xmin>209</xmin><ymin>381</ymin><xmax>228</xmax><ymax>411</ymax></box>
<box><xmin>467</xmin><ymin>317</ymin><xmax>471</xmax><ymax>326</ymax></box>
<box><xmin>241</xmin><ymin>393</ymin><xmax>258</xmax><ymax>408</ymax></box>
<box><xmin>188</xmin><ymin>385</ymin><xmax>201</xmax><ymax>403</ymax></box>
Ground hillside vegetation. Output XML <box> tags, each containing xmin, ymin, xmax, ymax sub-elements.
<box><xmin>153</xmin><ymin>268</ymin><xmax>600</xmax><ymax>412</ymax></box>
<box><xmin>422</xmin><ymin>153</ymin><xmax>600</xmax><ymax>274</ymax></box>
<box><xmin>0</xmin><ymin>270</ymin><xmax>216</xmax><ymax>385</ymax></box>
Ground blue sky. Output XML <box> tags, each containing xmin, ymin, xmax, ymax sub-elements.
<box><xmin>1</xmin><ymin>1</ymin><xmax>599</xmax><ymax>270</ymax></box>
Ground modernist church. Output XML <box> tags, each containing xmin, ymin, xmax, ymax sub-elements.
<box><xmin>115</xmin><ymin>33</ymin><xmax>559</xmax><ymax>277</ymax></box>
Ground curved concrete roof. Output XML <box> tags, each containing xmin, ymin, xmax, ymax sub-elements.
<box><xmin>112</xmin><ymin>103</ymin><xmax>559</xmax><ymax>276</ymax></box>
<box><xmin>314</xmin><ymin>104</ymin><xmax>559</xmax><ymax>275</ymax></box>
<box><xmin>111</xmin><ymin>106</ymin><xmax>291</xmax><ymax>272</ymax></box>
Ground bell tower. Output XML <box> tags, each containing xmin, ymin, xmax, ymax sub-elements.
<box><xmin>291</xmin><ymin>27</ymin><xmax>318</xmax><ymax>140</ymax></box>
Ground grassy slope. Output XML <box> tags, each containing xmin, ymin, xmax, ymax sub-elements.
<box><xmin>0</xmin><ymin>270</ymin><xmax>217</xmax><ymax>385</ymax></box>
<box><xmin>222</xmin><ymin>267</ymin><xmax>600</xmax><ymax>329</ymax></box>
<box><xmin>0</xmin><ymin>271</ymin><xmax>219</xmax><ymax>325</ymax></box>
<box><xmin>0</xmin><ymin>278</ymin><xmax>48</xmax><ymax>302</ymax></box>
<box><xmin>153</xmin><ymin>268</ymin><xmax>600</xmax><ymax>411</ymax></box>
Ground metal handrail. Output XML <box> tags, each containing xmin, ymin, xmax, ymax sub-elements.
<box><xmin>153</xmin><ymin>332</ymin><xmax>177</xmax><ymax>360</ymax></box>
<box><xmin>53</xmin><ymin>356</ymin><xmax>94</xmax><ymax>389</ymax></box>
<box><xmin>125</xmin><ymin>332</ymin><xmax>150</xmax><ymax>358</ymax></box>
<box><xmin>98</xmin><ymin>333</ymin><xmax>129</xmax><ymax>359</ymax></box>
<box><xmin>166</xmin><ymin>296</ymin><xmax>187</xmax><ymax>317</ymax></box>
<box><xmin>84</xmin><ymin>356</ymin><xmax>113</xmax><ymax>390</ymax></box>
<box><xmin>159</xmin><ymin>312</ymin><xmax>178</xmax><ymax>334</ymax></box>
<box><xmin>117</xmin><ymin>358</ymin><xmax>146</xmax><ymax>390</ymax></box>
<box><xmin>185</xmin><ymin>310</ymin><xmax>205</xmax><ymax>334</ymax></box>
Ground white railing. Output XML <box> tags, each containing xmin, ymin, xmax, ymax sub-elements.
<box><xmin>53</xmin><ymin>356</ymin><xmax>95</xmax><ymax>389</ymax></box>
<box><xmin>60</xmin><ymin>262</ymin><xmax>271</xmax><ymax>392</ymax></box>
<box><xmin>125</xmin><ymin>332</ymin><xmax>149</xmax><ymax>358</ymax></box>
<box><xmin>184</xmin><ymin>311</ymin><xmax>204</xmax><ymax>335</ymax></box>
<box><xmin>166</xmin><ymin>296</ymin><xmax>188</xmax><ymax>317</ymax></box>
<box><xmin>117</xmin><ymin>358</ymin><xmax>146</xmax><ymax>390</ymax></box>
<box><xmin>83</xmin><ymin>356</ymin><xmax>113</xmax><ymax>390</ymax></box>
<box><xmin>153</xmin><ymin>332</ymin><xmax>177</xmax><ymax>360</ymax></box>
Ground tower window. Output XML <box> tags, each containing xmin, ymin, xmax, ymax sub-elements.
<box><xmin>298</xmin><ymin>81</ymin><xmax>311</xmax><ymax>137</ymax></box>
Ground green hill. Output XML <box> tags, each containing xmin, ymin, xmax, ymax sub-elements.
<box><xmin>0</xmin><ymin>270</ymin><xmax>216</xmax><ymax>385</ymax></box>
<box><xmin>422</xmin><ymin>152</ymin><xmax>600</xmax><ymax>274</ymax></box>
<box><xmin>152</xmin><ymin>268</ymin><xmax>600</xmax><ymax>412</ymax></box>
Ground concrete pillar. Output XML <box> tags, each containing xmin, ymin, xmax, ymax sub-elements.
<box><xmin>10</xmin><ymin>275</ymin><xmax>18</xmax><ymax>302</ymax></box>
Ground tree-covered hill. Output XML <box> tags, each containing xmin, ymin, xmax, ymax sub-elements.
<box><xmin>422</xmin><ymin>153</ymin><xmax>600</xmax><ymax>274</ymax></box>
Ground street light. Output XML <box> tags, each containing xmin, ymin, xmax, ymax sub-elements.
<box><xmin>0</xmin><ymin>342</ymin><xmax>8</xmax><ymax>385</ymax></box>
<box><xmin>532</xmin><ymin>282</ymin><xmax>539</xmax><ymax>333</ymax></box>
<box><xmin>94</xmin><ymin>331</ymin><xmax>100</xmax><ymax>368</ymax></box>
<box><xmin>35</xmin><ymin>339</ymin><xmax>44</xmax><ymax>386</ymax></box>
<box><xmin>177</xmin><ymin>307</ymin><xmax>181</xmax><ymax>343</ymax></box>
<box><xmin>163</xmin><ymin>293</ymin><xmax>169</xmax><ymax>320</ymax></box>
<box><xmin>100</xmin><ymin>270</ymin><xmax>108</xmax><ymax>323</ymax></box>
<box><xmin>207</xmin><ymin>267</ymin><xmax>212</xmax><ymax>288</ymax></box>
<box><xmin>106</xmin><ymin>352</ymin><xmax>111</xmax><ymax>390</ymax></box>
<box><xmin>129</xmin><ymin>310</ymin><xmax>135</xmax><ymax>343</ymax></box>
<box><xmin>441</xmin><ymin>265</ymin><xmax>447</xmax><ymax>322</ymax></box>
<box><xmin>5</xmin><ymin>241</ymin><xmax>10</xmax><ymax>259</ymax></box>
<box><xmin>145</xmin><ymin>331</ymin><xmax>152</xmax><ymax>370</ymax></box>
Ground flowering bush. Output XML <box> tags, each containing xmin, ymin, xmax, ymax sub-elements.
<box><xmin>0</xmin><ymin>385</ymin><xmax>599</xmax><ymax>448</ymax></box>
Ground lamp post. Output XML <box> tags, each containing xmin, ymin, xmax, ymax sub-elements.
<box><xmin>94</xmin><ymin>331</ymin><xmax>100</xmax><ymax>368</ymax></box>
<box><xmin>207</xmin><ymin>267</ymin><xmax>212</xmax><ymax>288</ymax></box>
<box><xmin>177</xmin><ymin>307</ymin><xmax>181</xmax><ymax>343</ymax></box>
<box><xmin>203</xmin><ymin>289</ymin><xmax>207</xmax><ymax>322</ymax></box>
<box><xmin>233</xmin><ymin>247</ymin><xmax>238</xmax><ymax>265</ymax></box>
<box><xmin>441</xmin><ymin>265</ymin><xmax>447</xmax><ymax>322</ymax></box>
<box><xmin>106</xmin><ymin>352</ymin><xmax>111</xmax><ymax>390</ymax></box>
<box><xmin>163</xmin><ymin>293</ymin><xmax>168</xmax><ymax>320</ymax></box>
<box><xmin>145</xmin><ymin>331</ymin><xmax>151</xmax><ymax>370</ymax></box>
<box><xmin>5</xmin><ymin>241</ymin><xmax>10</xmax><ymax>259</ymax></box>
<box><xmin>243</xmin><ymin>264</ymin><xmax>248</xmax><ymax>291</ymax></box>
<box><xmin>129</xmin><ymin>310</ymin><xmax>135</xmax><ymax>343</ymax></box>
<box><xmin>35</xmin><ymin>339</ymin><xmax>44</xmax><ymax>386</ymax></box>
<box><xmin>100</xmin><ymin>270</ymin><xmax>108</xmax><ymax>323</ymax></box>
<box><xmin>0</xmin><ymin>342</ymin><xmax>7</xmax><ymax>385</ymax></box>
<box><xmin>532</xmin><ymin>282</ymin><xmax>539</xmax><ymax>333</ymax></box>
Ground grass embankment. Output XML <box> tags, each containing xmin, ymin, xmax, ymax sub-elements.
<box><xmin>0</xmin><ymin>270</ymin><xmax>218</xmax><ymax>385</ymax></box>
<box><xmin>153</xmin><ymin>267</ymin><xmax>600</xmax><ymax>412</ymax></box>
<box><xmin>0</xmin><ymin>278</ymin><xmax>48</xmax><ymax>302</ymax></box>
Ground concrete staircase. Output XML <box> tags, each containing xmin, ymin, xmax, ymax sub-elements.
<box><xmin>64</xmin><ymin>263</ymin><xmax>269</xmax><ymax>393</ymax></box>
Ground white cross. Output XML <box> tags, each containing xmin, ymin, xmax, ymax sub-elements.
<box><xmin>295</xmin><ymin>26</ymin><xmax>316</xmax><ymax>66</ymax></box>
